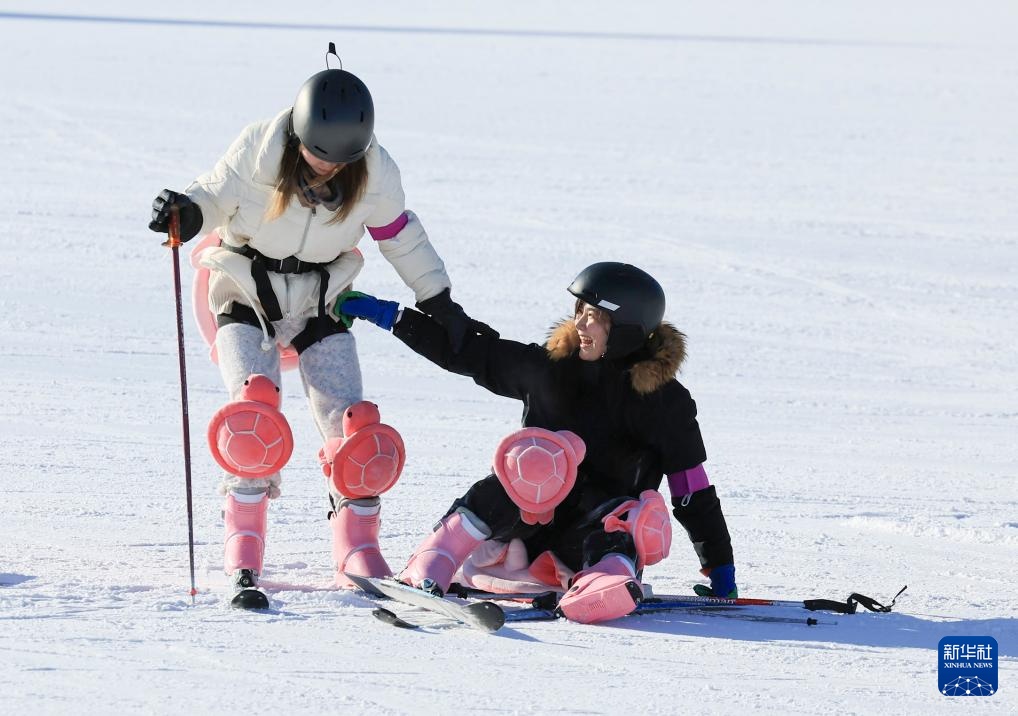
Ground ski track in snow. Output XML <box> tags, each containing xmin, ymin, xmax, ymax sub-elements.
<box><xmin>1</xmin><ymin>1</ymin><xmax>1017</xmax><ymax>713</ymax></box>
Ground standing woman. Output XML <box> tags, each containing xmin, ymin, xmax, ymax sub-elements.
<box><xmin>148</xmin><ymin>48</ymin><xmax>493</xmax><ymax>603</ymax></box>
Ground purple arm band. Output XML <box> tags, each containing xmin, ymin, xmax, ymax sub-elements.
<box><xmin>367</xmin><ymin>212</ymin><xmax>409</xmax><ymax>241</ymax></box>
<box><xmin>667</xmin><ymin>464</ymin><xmax>710</xmax><ymax>496</ymax></box>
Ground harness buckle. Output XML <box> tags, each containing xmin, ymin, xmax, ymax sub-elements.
<box><xmin>276</xmin><ymin>256</ymin><xmax>303</xmax><ymax>273</ymax></box>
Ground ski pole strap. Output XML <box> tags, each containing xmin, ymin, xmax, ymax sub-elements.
<box><xmin>804</xmin><ymin>585</ymin><xmax>907</xmax><ymax>614</ymax></box>
<box><xmin>848</xmin><ymin>584</ymin><xmax>907</xmax><ymax>613</ymax></box>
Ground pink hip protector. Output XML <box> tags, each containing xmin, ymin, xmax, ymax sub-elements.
<box><xmin>190</xmin><ymin>230</ymin><xmax>300</xmax><ymax>371</ymax></box>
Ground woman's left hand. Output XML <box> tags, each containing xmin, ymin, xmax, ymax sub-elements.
<box><xmin>416</xmin><ymin>288</ymin><xmax>499</xmax><ymax>351</ymax></box>
<box><xmin>693</xmin><ymin>564</ymin><xmax>738</xmax><ymax>598</ymax></box>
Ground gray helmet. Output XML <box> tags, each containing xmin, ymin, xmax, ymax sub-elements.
<box><xmin>291</xmin><ymin>68</ymin><xmax>374</xmax><ymax>163</ymax></box>
<box><xmin>568</xmin><ymin>262</ymin><xmax>666</xmax><ymax>359</ymax></box>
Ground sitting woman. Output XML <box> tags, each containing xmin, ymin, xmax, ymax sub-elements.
<box><xmin>338</xmin><ymin>262</ymin><xmax>737</xmax><ymax>623</ymax></box>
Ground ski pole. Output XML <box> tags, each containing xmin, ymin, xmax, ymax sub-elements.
<box><xmin>645</xmin><ymin>585</ymin><xmax>907</xmax><ymax>615</ymax></box>
<box><xmin>502</xmin><ymin>603</ymin><xmax>838</xmax><ymax>625</ymax></box>
<box><xmin>166</xmin><ymin>207</ymin><xmax>198</xmax><ymax>604</ymax></box>
<box><xmin>695</xmin><ymin>611</ymin><xmax>837</xmax><ymax>627</ymax></box>
<box><xmin>455</xmin><ymin>587</ymin><xmax>845</xmax><ymax>612</ymax></box>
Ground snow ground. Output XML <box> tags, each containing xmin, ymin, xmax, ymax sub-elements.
<box><xmin>0</xmin><ymin>2</ymin><xmax>1016</xmax><ymax>713</ymax></box>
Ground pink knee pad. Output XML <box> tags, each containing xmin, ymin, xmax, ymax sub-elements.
<box><xmin>319</xmin><ymin>401</ymin><xmax>406</xmax><ymax>499</ymax></box>
<box><xmin>602</xmin><ymin>490</ymin><xmax>672</xmax><ymax>570</ymax></box>
<box><xmin>207</xmin><ymin>374</ymin><xmax>294</xmax><ymax>478</ymax></box>
<box><xmin>492</xmin><ymin>428</ymin><xmax>586</xmax><ymax>525</ymax></box>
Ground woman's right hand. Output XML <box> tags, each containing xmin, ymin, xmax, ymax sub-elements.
<box><xmin>149</xmin><ymin>188</ymin><xmax>203</xmax><ymax>242</ymax></box>
<box><xmin>335</xmin><ymin>291</ymin><xmax>401</xmax><ymax>331</ymax></box>
<box><xmin>415</xmin><ymin>288</ymin><xmax>499</xmax><ymax>351</ymax></box>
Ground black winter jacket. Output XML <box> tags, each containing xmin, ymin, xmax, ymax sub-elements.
<box><xmin>392</xmin><ymin>309</ymin><xmax>734</xmax><ymax>570</ymax></box>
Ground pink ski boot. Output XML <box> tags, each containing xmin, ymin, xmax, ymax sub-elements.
<box><xmin>331</xmin><ymin>498</ymin><xmax>392</xmax><ymax>589</ymax></box>
<box><xmin>223</xmin><ymin>491</ymin><xmax>269</xmax><ymax>607</ymax></box>
<box><xmin>399</xmin><ymin>509</ymin><xmax>491</xmax><ymax>595</ymax></box>
<box><xmin>557</xmin><ymin>554</ymin><xmax>643</xmax><ymax>624</ymax></box>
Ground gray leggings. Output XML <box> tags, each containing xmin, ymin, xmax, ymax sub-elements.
<box><xmin>215</xmin><ymin>322</ymin><xmax>364</xmax><ymax>495</ymax></box>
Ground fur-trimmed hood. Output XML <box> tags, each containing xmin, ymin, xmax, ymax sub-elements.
<box><xmin>544</xmin><ymin>319</ymin><xmax>687</xmax><ymax>394</ymax></box>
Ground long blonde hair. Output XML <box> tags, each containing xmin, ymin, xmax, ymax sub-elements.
<box><xmin>264</xmin><ymin>139</ymin><xmax>369</xmax><ymax>225</ymax></box>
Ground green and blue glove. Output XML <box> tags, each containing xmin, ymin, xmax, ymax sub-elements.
<box><xmin>335</xmin><ymin>291</ymin><xmax>400</xmax><ymax>330</ymax></box>
<box><xmin>694</xmin><ymin>564</ymin><xmax>738</xmax><ymax>598</ymax></box>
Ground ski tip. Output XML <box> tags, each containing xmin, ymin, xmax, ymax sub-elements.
<box><xmin>373</xmin><ymin>607</ymin><xmax>420</xmax><ymax>629</ymax></box>
<box><xmin>466</xmin><ymin>601</ymin><xmax>507</xmax><ymax>632</ymax></box>
<box><xmin>343</xmin><ymin>572</ymin><xmax>388</xmax><ymax>597</ymax></box>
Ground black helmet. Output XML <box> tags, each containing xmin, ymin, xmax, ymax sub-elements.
<box><xmin>567</xmin><ymin>262</ymin><xmax>666</xmax><ymax>359</ymax></box>
<box><xmin>291</xmin><ymin>68</ymin><xmax>374</xmax><ymax>163</ymax></box>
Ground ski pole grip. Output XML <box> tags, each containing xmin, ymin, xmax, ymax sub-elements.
<box><xmin>167</xmin><ymin>205</ymin><xmax>182</xmax><ymax>248</ymax></box>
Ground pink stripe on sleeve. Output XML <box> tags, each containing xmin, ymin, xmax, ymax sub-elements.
<box><xmin>666</xmin><ymin>464</ymin><xmax>710</xmax><ymax>496</ymax></box>
<box><xmin>367</xmin><ymin>212</ymin><xmax>409</xmax><ymax>241</ymax></box>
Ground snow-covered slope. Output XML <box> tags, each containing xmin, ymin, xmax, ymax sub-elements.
<box><xmin>1</xmin><ymin>2</ymin><xmax>1015</xmax><ymax>713</ymax></box>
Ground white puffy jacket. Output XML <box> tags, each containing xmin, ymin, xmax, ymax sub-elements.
<box><xmin>186</xmin><ymin>109</ymin><xmax>450</xmax><ymax>330</ymax></box>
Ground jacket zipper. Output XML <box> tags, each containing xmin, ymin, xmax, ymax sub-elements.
<box><xmin>284</xmin><ymin>207</ymin><xmax>316</xmax><ymax>319</ymax></box>
<box><xmin>297</xmin><ymin>206</ymin><xmax>315</xmax><ymax>256</ymax></box>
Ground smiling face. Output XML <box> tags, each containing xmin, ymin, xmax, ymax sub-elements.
<box><xmin>299</xmin><ymin>144</ymin><xmax>345</xmax><ymax>177</ymax></box>
<box><xmin>574</xmin><ymin>301</ymin><xmax>612</xmax><ymax>361</ymax></box>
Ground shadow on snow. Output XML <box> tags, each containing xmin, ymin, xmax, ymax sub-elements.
<box><xmin>0</xmin><ymin>573</ymin><xmax>35</xmax><ymax>587</ymax></box>
<box><xmin>606</xmin><ymin>609</ymin><xmax>1018</xmax><ymax>656</ymax></box>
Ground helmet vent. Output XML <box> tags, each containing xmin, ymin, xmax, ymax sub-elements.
<box><xmin>314</xmin><ymin>145</ymin><xmax>328</xmax><ymax>155</ymax></box>
<box><xmin>321</xmin><ymin>80</ymin><xmax>328</xmax><ymax>91</ymax></box>
<box><xmin>360</xmin><ymin>111</ymin><xmax>365</xmax><ymax>122</ymax></box>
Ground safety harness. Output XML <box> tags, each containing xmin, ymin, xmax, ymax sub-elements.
<box><xmin>217</xmin><ymin>243</ymin><xmax>347</xmax><ymax>354</ymax></box>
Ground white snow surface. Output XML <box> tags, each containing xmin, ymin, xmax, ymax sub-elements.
<box><xmin>1</xmin><ymin>2</ymin><xmax>1016</xmax><ymax>713</ymax></box>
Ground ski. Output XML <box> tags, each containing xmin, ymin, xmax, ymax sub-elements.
<box><xmin>345</xmin><ymin>573</ymin><xmax>506</xmax><ymax>633</ymax></box>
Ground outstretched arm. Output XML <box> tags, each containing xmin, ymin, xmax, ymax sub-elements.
<box><xmin>336</xmin><ymin>292</ymin><xmax>547</xmax><ymax>401</ymax></box>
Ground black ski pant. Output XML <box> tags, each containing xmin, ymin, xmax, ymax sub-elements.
<box><xmin>446</xmin><ymin>473</ymin><xmax>637</xmax><ymax>573</ymax></box>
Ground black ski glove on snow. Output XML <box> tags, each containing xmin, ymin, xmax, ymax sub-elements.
<box><xmin>416</xmin><ymin>288</ymin><xmax>499</xmax><ymax>352</ymax></box>
<box><xmin>149</xmin><ymin>189</ymin><xmax>203</xmax><ymax>242</ymax></box>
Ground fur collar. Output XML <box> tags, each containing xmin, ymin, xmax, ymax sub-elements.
<box><xmin>544</xmin><ymin>319</ymin><xmax>687</xmax><ymax>394</ymax></box>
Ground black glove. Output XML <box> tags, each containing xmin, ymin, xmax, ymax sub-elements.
<box><xmin>149</xmin><ymin>189</ymin><xmax>203</xmax><ymax>242</ymax></box>
<box><xmin>416</xmin><ymin>288</ymin><xmax>499</xmax><ymax>351</ymax></box>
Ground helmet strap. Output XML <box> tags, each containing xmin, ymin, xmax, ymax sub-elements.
<box><xmin>285</xmin><ymin>110</ymin><xmax>299</xmax><ymax>147</ymax></box>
